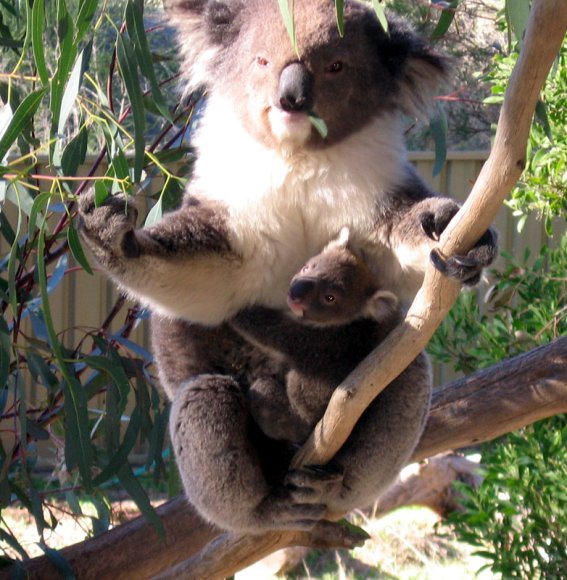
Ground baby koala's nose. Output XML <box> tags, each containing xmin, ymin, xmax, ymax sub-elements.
<box><xmin>288</xmin><ymin>278</ymin><xmax>316</xmax><ymax>302</ymax></box>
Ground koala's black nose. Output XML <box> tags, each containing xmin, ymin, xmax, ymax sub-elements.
<box><xmin>288</xmin><ymin>278</ymin><xmax>316</xmax><ymax>302</ymax></box>
<box><xmin>278</xmin><ymin>62</ymin><xmax>313</xmax><ymax>113</ymax></box>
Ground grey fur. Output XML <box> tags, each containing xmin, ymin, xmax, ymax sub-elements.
<box><xmin>232</xmin><ymin>231</ymin><xmax>431</xmax><ymax>448</ymax></box>
<box><xmin>77</xmin><ymin>0</ymin><xmax>497</xmax><ymax>533</ymax></box>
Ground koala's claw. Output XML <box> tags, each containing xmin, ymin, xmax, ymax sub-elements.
<box><xmin>430</xmin><ymin>248</ymin><xmax>482</xmax><ymax>286</ymax></box>
<box><xmin>284</xmin><ymin>464</ymin><xmax>344</xmax><ymax>506</ymax></box>
<box><xmin>255</xmin><ymin>489</ymin><xmax>327</xmax><ymax>530</ymax></box>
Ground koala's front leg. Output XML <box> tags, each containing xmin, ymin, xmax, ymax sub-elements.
<box><xmin>248</xmin><ymin>377</ymin><xmax>314</xmax><ymax>443</ymax></box>
<box><xmin>77</xmin><ymin>190</ymin><xmax>231</xmax><ymax>267</ymax></box>
<box><xmin>77</xmin><ymin>191</ymin><xmax>239</xmax><ymax>323</ymax></box>
<box><xmin>392</xmin><ymin>197</ymin><xmax>498</xmax><ymax>288</ymax></box>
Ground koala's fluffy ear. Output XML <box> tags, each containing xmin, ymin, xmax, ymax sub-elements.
<box><xmin>164</xmin><ymin>0</ymin><xmax>244</xmax><ymax>93</ymax></box>
<box><xmin>364</xmin><ymin>290</ymin><xmax>399</xmax><ymax>322</ymax></box>
<box><xmin>381</xmin><ymin>17</ymin><xmax>450</xmax><ymax>118</ymax></box>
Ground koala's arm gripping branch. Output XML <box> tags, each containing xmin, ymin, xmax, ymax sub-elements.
<box><xmin>291</xmin><ymin>0</ymin><xmax>567</xmax><ymax>471</ymax></box>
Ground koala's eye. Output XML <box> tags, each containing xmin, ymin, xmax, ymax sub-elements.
<box><xmin>323</xmin><ymin>293</ymin><xmax>337</xmax><ymax>304</ymax></box>
<box><xmin>256</xmin><ymin>56</ymin><xmax>269</xmax><ymax>67</ymax></box>
<box><xmin>327</xmin><ymin>61</ymin><xmax>344</xmax><ymax>74</ymax></box>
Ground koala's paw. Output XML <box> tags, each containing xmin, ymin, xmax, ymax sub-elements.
<box><xmin>285</xmin><ymin>463</ymin><xmax>345</xmax><ymax>503</ymax></box>
<box><xmin>252</xmin><ymin>465</ymin><xmax>344</xmax><ymax>531</ymax></box>
<box><xmin>255</xmin><ymin>487</ymin><xmax>327</xmax><ymax>531</ymax></box>
<box><xmin>77</xmin><ymin>190</ymin><xmax>140</xmax><ymax>259</ymax></box>
<box><xmin>421</xmin><ymin>204</ymin><xmax>498</xmax><ymax>286</ymax></box>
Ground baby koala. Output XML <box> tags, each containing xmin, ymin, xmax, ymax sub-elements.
<box><xmin>232</xmin><ymin>228</ymin><xmax>425</xmax><ymax>444</ymax></box>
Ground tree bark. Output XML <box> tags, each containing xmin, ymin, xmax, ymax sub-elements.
<box><xmin>9</xmin><ymin>336</ymin><xmax>567</xmax><ymax>580</ymax></box>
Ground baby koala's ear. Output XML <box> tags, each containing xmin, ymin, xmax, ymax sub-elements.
<box><xmin>323</xmin><ymin>227</ymin><xmax>350</xmax><ymax>253</ymax></box>
<box><xmin>363</xmin><ymin>290</ymin><xmax>399</xmax><ymax>321</ymax></box>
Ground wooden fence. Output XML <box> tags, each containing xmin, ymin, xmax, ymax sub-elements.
<box><xmin>1</xmin><ymin>151</ymin><xmax>564</xmax><ymax>406</ymax></box>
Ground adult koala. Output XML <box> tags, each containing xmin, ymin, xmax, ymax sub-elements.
<box><xmin>78</xmin><ymin>0</ymin><xmax>497</xmax><ymax>533</ymax></box>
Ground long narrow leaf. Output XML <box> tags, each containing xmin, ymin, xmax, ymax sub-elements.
<box><xmin>371</xmin><ymin>0</ymin><xmax>388</xmax><ymax>34</ymax></box>
<box><xmin>50</xmin><ymin>0</ymin><xmax>76</xmax><ymax>166</ymax></box>
<box><xmin>0</xmin><ymin>316</ymin><xmax>10</xmax><ymax>389</ymax></box>
<box><xmin>31</xmin><ymin>0</ymin><xmax>49</xmax><ymax>86</ymax></box>
<box><xmin>505</xmin><ymin>0</ymin><xmax>530</xmax><ymax>47</ymax></box>
<box><xmin>93</xmin><ymin>407</ymin><xmax>141</xmax><ymax>485</ymax></box>
<box><xmin>67</xmin><ymin>221</ymin><xmax>93</xmax><ymax>275</ymax></box>
<box><xmin>74</xmin><ymin>0</ymin><xmax>98</xmax><ymax>45</ymax></box>
<box><xmin>37</xmin><ymin>225</ymin><xmax>93</xmax><ymax>489</ymax></box>
<box><xmin>277</xmin><ymin>0</ymin><xmax>298</xmax><ymax>56</ymax></box>
<box><xmin>431</xmin><ymin>1</ymin><xmax>458</xmax><ymax>41</ymax></box>
<box><xmin>39</xmin><ymin>545</ymin><xmax>76</xmax><ymax>580</ymax></box>
<box><xmin>0</xmin><ymin>89</ymin><xmax>47</xmax><ymax>162</ymax></box>
<box><xmin>116</xmin><ymin>32</ymin><xmax>146</xmax><ymax>183</ymax></box>
<box><xmin>335</xmin><ymin>0</ymin><xmax>344</xmax><ymax>37</ymax></box>
<box><xmin>126</xmin><ymin>0</ymin><xmax>171</xmax><ymax>122</ymax></box>
<box><xmin>58</xmin><ymin>44</ymin><xmax>92</xmax><ymax>138</ymax></box>
<box><xmin>117</xmin><ymin>464</ymin><xmax>164</xmax><ymax>538</ymax></box>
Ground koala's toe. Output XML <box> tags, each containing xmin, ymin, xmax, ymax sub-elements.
<box><xmin>285</xmin><ymin>464</ymin><xmax>344</xmax><ymax>487</ymax></box>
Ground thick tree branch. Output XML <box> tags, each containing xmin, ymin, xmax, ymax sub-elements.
<box><xmin>291</xmin><ymin>0</ymin><xmax>567</xmax><ymax>470</ymax></box>
<box><xmin>11</xmin><ymin>337</ymin><xmax>567</xmax><ymax>580</ymax></box>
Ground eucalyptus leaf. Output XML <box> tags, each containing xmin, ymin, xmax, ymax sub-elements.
<box><xmin>116</xmin><ymin>31</ymin><xmax>146</xmax><ymax>183</ymax></box>
<box><xmin>371</xmin><ymin>0</ymin><xmax>388</xmax><ymax>34</ymax></box>
<box><xmin>430</xmin><ymin>104</ymin><xmax>448</xmax><ymax>177</ymax></box>
<box><xmin>335</xmin><ymin>0</ymin><xmax>344</xmax><ymax>37</ymax></box>
<box><xmin>117</xmin><ymin>464</ymin><xmax>165</xmax><ymax>538</ymax></box>
<box><xmin>277</xmin><ymin>0</ymin><xmax>298</xmax><ymax>56</ymax></box>
<box><xmin>67</xmin><ymin>222</ymin><xmax>93</xmax><ymax>275</ymax></box>
<box><xmin>309</xmin><ymin>114</ymin><xmax>328</xmax><ymax>139</ymax></box>
<box><xmin>0</xmin><ymin>89</ymin><xmax>47</xmax><ymax>162</ymax></box>
<box><xmin>31</xmin><ymin>0</ymin><xmax>49</xmax><ymax>86</ymax></box>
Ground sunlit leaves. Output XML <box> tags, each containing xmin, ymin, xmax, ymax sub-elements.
<box><xmin>0</xmin><ymin>1</ymin><xmax>179</xmax><ymax>560</ymax></box>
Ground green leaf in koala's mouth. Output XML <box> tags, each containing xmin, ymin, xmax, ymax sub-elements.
<box><xmin>309</xmin><ymin>114</ymin><xmax>328</xmax><ymax>139</ymax></box>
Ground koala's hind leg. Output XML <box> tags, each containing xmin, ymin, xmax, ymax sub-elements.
<box><xmin>170</xmin><ymin>374</ymin><xmax>328</xmax><ymax>533</ymax></box>
<box><xmin>248</xmin><ymin>377</ymin><xmax>313</xmax><ymax>444</ymax></box>
<box><xmin>322</xmin><ymin>356</ymin><xmax>432</xmax><ymax>516</ymax></box>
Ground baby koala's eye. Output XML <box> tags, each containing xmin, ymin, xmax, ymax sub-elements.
<box><xmin>326</xmin><ymin>61</ymin><xmax>344</xmax><ymax>74</ymax></box>
<box><xmin>323</xmin><ymin>293</ymin><xmax>336</xmax><ymax>304</ymax></box>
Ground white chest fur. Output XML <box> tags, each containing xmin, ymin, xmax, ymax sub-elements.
<box><xmin>186</xmin><ymin>97</ymin><xmax>410</xmax><ymax>314</ymax></box>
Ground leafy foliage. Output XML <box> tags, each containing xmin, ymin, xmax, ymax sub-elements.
<box><xmin>449</xmin><ymin>418</ymin><xmax>567</xmax><ymax>578</ymax></box>
<box><xmin>483</xmin><ymin>23</ymin><xmax>567</xmax><ymax>234</ymax></box>
<box><xmin>0</xmin><ymin>0</ymin><xmax>192</xmax><ymax>562</ymax></box>
<box><xmin>429</xmin><ymin>4</ymin><xmax>567</xmax><ymax>572</ymax></box>
<box><xmin>429</xmin><ymin>237</ymin><xmax>567</xmax><ymax>374</ymax></box>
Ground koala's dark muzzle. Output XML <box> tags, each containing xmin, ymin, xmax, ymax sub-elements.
<box><xmin>278</xmin><ymin>62</ymin><xmax>313</xmax><ymax>113</ymax></box>
<box><xmin>288</xmin><ymin>278</ymin><xmax>317</xmax><ymax>302</ymax></box>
